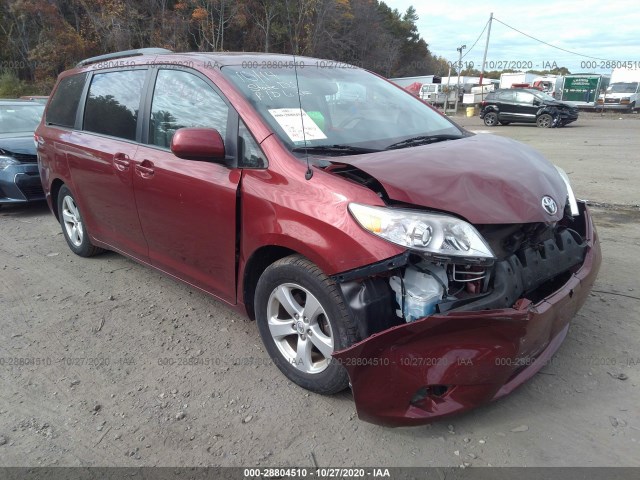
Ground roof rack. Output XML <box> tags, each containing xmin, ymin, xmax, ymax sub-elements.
<box><xmin>76</xmin><ymin>48</ymin><xmax>173</xmax><ymax>68</ymax></box>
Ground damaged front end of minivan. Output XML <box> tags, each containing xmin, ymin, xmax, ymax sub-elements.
<box><xmin>322</xmin><ymin>141</ymin><xmax>601</xmax><ymax>425</ymax></box>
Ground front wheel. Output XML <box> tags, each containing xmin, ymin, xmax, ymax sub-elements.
<box><xmin>536</xmin><ymin>113</ymin><xmax>553</xmax><ymax>128</ymax></box>
<box><xmin>254</xmin><ymin>255</ymin><xmax>359</xmax><ymax>394</ymax></box>
<box><xmin>57</xmin><ymin>185</ymin><xmax>104</xmax><ymax>257</ymax></box>
<box><xmin>483</xmin><ymin>111</ymin><xmax>498</xmax><ymax>126</ymax></box>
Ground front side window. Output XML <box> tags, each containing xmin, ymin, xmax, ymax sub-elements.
<box><xmin>46</xmin><ymin>73</ymin><xmax>87</xmax><ymax>128</ymax></box>
<box><xmin>83</xmin><ymin>70</ymin><xmax>146</xmax><ymax>140</ymax></box>
<box><xmin>496</xmin><ymin>91</ymin><xmax>514</xmax><ymax>102</ymax></box>
<box><xmin>149</xmin><ymin>69</ymin><xmax>229</xmax><ymax>149</ymax></box>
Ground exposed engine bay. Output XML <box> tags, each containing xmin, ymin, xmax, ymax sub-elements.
<box><xmin>328</xmin><ymin>162</ymin><xmax>589</xmax><ymax>339</ymax></box>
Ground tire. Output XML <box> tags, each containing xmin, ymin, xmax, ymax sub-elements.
<box><xmin>499</xmin><ymin>121</ymin><xmax>510</xmax><ymax>126</ymax></box>
<box><xmin>57</xmin><ymin>185</ymin><xmax>103</xmax><ymax>257</ymax></box>
<box><xmin>255</xmin><ymin>255</ymin><xmax>359</xmax><ymax>394</ymax></box>
<box><xmin>536</xmin><ymin>113</ymin><xmax>553</xmax><ymax>128</ymax></box>
<box><xmin>483</xmin><ymin>111</ymin><xmax>498</xmax><ymax>126</ymax></box>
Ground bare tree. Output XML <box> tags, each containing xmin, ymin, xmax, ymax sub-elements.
<box><xmin>246</xmin><ymin>0</ymin><xmax>278</xmax><ymax>52</ymax></box>
<box><xmin>192</xmin><ymin>0</ymin><xmax>239</xmax><ymax>51</ymax></box>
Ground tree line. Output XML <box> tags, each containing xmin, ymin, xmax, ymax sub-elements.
<box><xmin>0</xmin><ymin>0</ymin><xmax>452</xmax><ymax>96</ymax></box>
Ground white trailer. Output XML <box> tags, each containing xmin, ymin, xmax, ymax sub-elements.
<box><xmin>499</xmin><ymin>72</ymin><xmax>537</xmax><ymax>89</ymax></box>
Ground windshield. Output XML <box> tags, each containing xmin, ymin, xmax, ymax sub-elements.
<box><xmin>222</xmin><ymin>62</ymin><xmax>462</xmax><ymax>153</ymax></box>
<box><xmin>607</xmin><ymin>82</ymin><xmax>638</xmax><ymax>94</ymax></box>
<box><xmin>0</xmin><ymin>104</ymin><xmax>45</xmax><ymax>134</ymax></box>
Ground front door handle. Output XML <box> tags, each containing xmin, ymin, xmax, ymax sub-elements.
<box><xmin>135</xmin><ymin>159</ymin><xmax>155</xmax><ymax>178</ymax></box>
<box><xmin>113</xmin><ymin>152</ymin><xmax>131</xmax><ymax>171</ymax></box>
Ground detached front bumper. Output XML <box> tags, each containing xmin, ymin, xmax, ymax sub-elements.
<box><xmin>333</xmin><ymin>204</ymin><xmax>601</xmax><ymax>427</ymax></box>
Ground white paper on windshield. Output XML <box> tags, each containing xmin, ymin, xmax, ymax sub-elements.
<box><xmin>268</xmin><ymin>108</ymin><xmax>327</xmax><ymax>142</ymax></box>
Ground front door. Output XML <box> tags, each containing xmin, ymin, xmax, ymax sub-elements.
<box><xmin>132</xmin><ymin>68</ymin><xmax>240</xmax><ymax>303</ymax></box>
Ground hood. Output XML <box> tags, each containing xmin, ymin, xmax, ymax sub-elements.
<box><xmin>0</xmin><ymin>134</ymin><xmax>36</xmax><ymax>156</ymax></box>
<box><xmin>335</xmin><ymin>134</ymin><xmax>568</xmax><ymax>224</ymax></box>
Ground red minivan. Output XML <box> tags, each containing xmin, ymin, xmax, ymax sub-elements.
<box><xmin>36</xmin><ymin>49</ymin><xmax>601</xmax><ymax>426</ymax></box>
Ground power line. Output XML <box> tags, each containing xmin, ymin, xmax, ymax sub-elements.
<box><xmin>493</xmin><ymin>17</ymin><xmax>614</xmax><ymax>62</ymax></box>
<box><xmin>461</xmin><ymin>18</ymin><xmax>490</xmax><ymax>60</ymax></box>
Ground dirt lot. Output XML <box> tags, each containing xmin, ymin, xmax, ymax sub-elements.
<box><xmin>1</xmin><ymin>114</ymin><xmax>639</xmax><ymax>467</ymax></box>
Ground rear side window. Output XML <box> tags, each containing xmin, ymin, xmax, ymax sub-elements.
<box><xmin>516</xmin><ymin>91</ymin><xmax>535</xmax><ymax>104</ymax></box>
<box><xmin>149</xmin><ymin>69</ymin><xmax>229</xmax><ymax>149</ymax></box>
<box><xmin>496</xmin><ymin>90</ymin><xmax>515</xmax><ymax>102</ymax></box>
<box><xmin>83</xmin><ymin>70</ymin><xmax>146</xmax><ymax>141</ymax></box>
<box><xmin>46</xmin><ymin>73</ymin><xmax>87</xmax><ymax>127</ymax></box>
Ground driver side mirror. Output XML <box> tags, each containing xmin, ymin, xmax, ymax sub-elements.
<box><xmin>170</xmin><ymin>128</ymin><xmax>225</xmax><ymax>162</ymax></box>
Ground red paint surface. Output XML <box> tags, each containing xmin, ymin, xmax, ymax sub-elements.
<box><xmin>171</xmin><ymin>128</ymin><xmax>225</xmax><ymax>161</ymax></box>
<box><xmin>338</xmin><ymin>134</ymin><xmax>568</xmax><ymax>224</ymax></box>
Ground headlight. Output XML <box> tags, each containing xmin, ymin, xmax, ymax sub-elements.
<box><xmin>554</xmin><ymin>166</ymin><xmax>579</xmax><ymax>216</ymax></box>
<box><xmin>348</xmin><ymin>203</ymin><xmax>495</xmax><ymax>263</ymax></box>
<box><xmin>0</xmin><ymin>155</ymin><xmax>19</xmax><ymax>170</ymax></box>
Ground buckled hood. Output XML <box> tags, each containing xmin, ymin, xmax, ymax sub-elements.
<box><xmin>335</xmin><ymin>134</ymin><xmax>568</xmax><ymax>224</ymax></box>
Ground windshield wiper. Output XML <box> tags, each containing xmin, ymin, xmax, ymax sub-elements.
<box><xmin>385</xmin><ymin>134</ymin><xmax>463</xmax><ymax>150</ymax></box>
<box><xmin>291</xmin><ymin>144</ymin><xmax>380</xmax><ymax>156</ymax></box>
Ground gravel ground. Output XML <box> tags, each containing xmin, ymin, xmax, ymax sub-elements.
<box><xmin>0</xmin><ymin>114</ymin><xmax>639</xmax><ymax>467</ymax></box>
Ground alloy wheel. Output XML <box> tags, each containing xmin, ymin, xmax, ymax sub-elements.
<box><xmin>266</xmin><ymin>282</ymin><xmax>334</xmax><ymax>374</ymax></box>
<box><xmin>62</xmin><ymin>195</ymin><xmax>83</xmax><ymax>247</ymax></box>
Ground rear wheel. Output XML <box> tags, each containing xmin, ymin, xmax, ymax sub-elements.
<box><xmin>255</xmin><ymin>255</ymin><xmax>359</xmax><ymax>394</ymax></box>
<box><xmin>536</xmin><ymin>113</ymin><xmax>553</xmax><ymax>128</ymax></box>
<box><xmin>483</xmin><ymin>111</ymin><xmax>498</xmax><ymax>126</ymax></box>
<box><xmin>57</xmin><ymin>185</ymin><xmax>104</xmax><ymax>257</ymax></box>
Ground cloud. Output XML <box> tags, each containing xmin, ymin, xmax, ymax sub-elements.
<box><xmin>384</xmin><ymin>0</ymin><xmax>640</xmax><ymax>72</ymax></box>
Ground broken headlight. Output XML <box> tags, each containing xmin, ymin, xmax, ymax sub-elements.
<box><xmin>554</xmin><ymin>166</ymin><xmax>579</xmax><ymax>216</ymax></box>
<box><xmin>348</xmin><ymin>203</ymin><xmax>495</xmax><ymax>262</ymax></box>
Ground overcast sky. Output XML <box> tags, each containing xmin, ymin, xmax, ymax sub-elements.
<box><xmin>385</xmin><ymin>0</ymin><xmax>640</xmax><ymax>74</ymax></box>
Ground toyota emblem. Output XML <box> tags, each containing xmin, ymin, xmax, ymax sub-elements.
<box><xmin>542</xmin><ymin>196</ymin><xmax>558</xmax><ymax>215</ymax></box>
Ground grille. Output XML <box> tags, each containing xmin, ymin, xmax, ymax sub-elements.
<box><xmin>19</xmin><ymin>183</ymin><xmax>44</xmax><ymax>200</ymax></box>
<box><xmin>1</xmin><ymin>152</ymin><xmax>37</xmax><ymax>163</ymax></box>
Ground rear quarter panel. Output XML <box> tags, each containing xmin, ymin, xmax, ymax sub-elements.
<box><xmin>36</xmin><ymin>124</ymin><xmax>75</xmax><ymax>215</ymax></box>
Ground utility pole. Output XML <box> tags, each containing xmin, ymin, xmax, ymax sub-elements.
<box><xmin>479</xmin><ymin>13</ymin><xmax>493</xmax><ymax>102</ymax></box>
<box><xmin>454</xmin><ymin>44</ymin><xmax>466</xmax><ymax>114</ymax></box>
<box><xmin>443</xmin><ymin>64</ymin><xmax>452</xmax><ymax>114</ymax></box>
